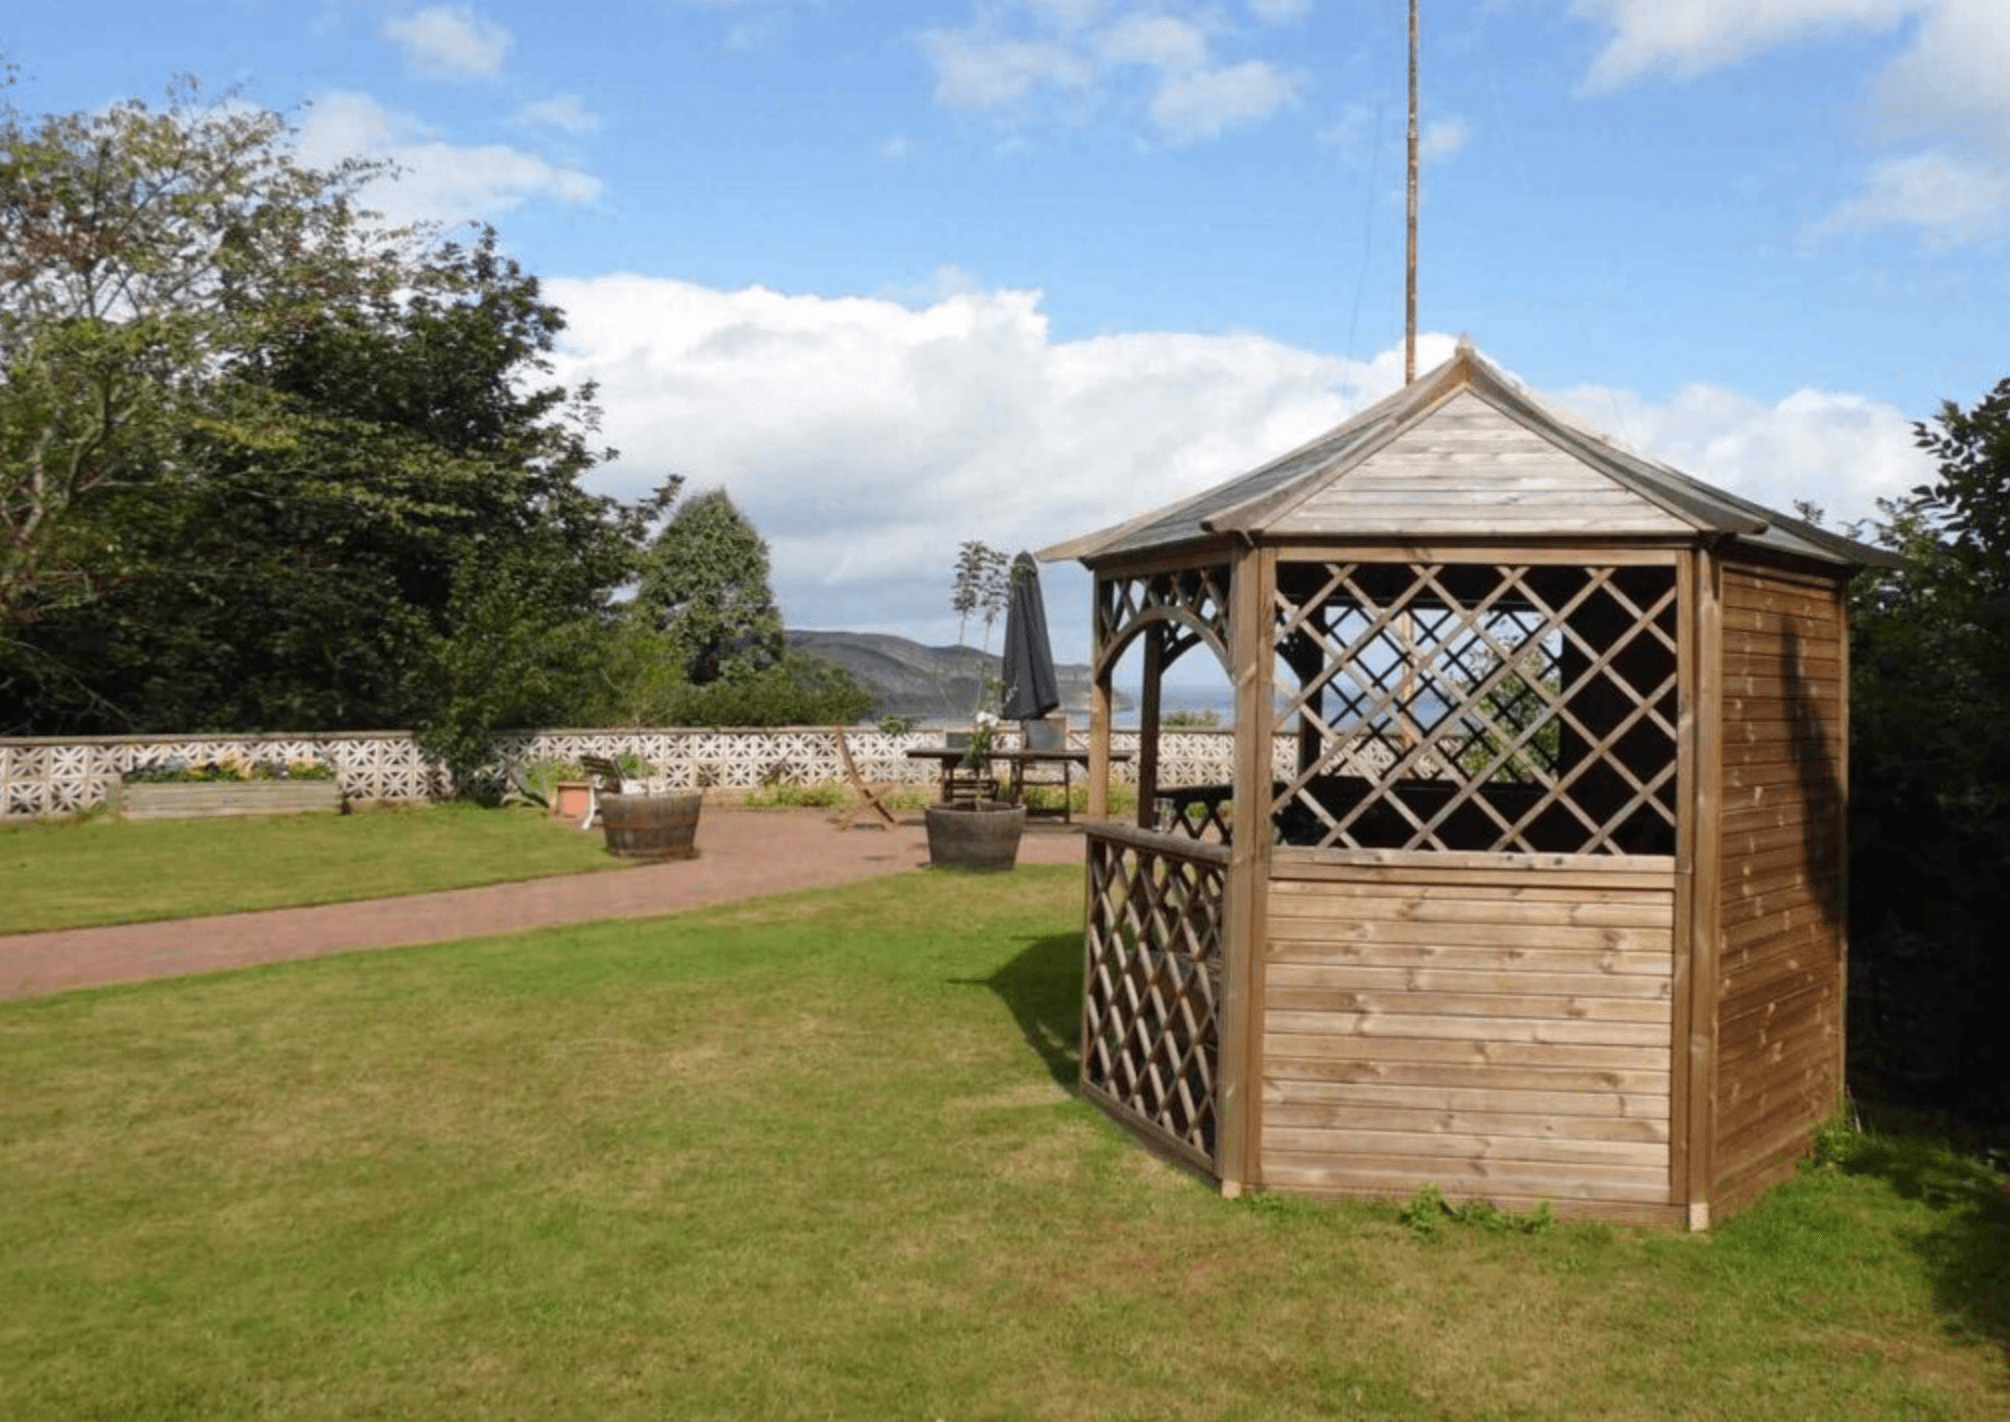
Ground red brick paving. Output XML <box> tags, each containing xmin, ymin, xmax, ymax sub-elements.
<box><xmin>0</xmin><ymin>808</ymin><xmax>1087</xmax><ymax>1001</ymax></box>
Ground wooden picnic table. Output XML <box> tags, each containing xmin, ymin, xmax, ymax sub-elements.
<box><xmin>904</xmin><ymin>746</ymin><xmax>1131</xmax><ymax>824</ymax></box>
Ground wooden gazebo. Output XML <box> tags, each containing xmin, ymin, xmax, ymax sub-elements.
<box><xmin>1040</xmin><ymin>343</ymin><xmax>1899</xmax><ymax>1228</ymax></box>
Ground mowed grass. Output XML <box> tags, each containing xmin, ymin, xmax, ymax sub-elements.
<box><xmin>0</xmin><ymin>804</ymin><xmax>628</xmax><ymax>933</ymax></box>
<box><xmin>2</xmin><ymin>868</ymin><xmax>2005</xmax><ymax>1420</ymax></box>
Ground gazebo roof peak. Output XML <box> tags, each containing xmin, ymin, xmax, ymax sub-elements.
<box><xmin>1039</xmin><ymin>342</ymin><xmax>1898</xmax><ymax>570</ymax></box>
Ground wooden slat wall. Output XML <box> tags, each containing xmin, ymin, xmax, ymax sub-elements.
<box><xmin>1710</xmin><ymin>564</ymin><xmax>1848</xmax><ymax>1218</ymax></box>
<box><xmin>1273</xmin><ymin>392</ymin><xmax>1695</xmax><ymax>538</ymax></box>
<box><xmin>1259</xmin><ymin>861</ymin><xmax>1679</xmax><ymax>1218</ymax></box>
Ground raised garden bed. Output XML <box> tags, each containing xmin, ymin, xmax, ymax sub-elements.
<box><xmin>110</xmin><ymin>778</ymin><xmax>345</xmax><ymax>821</ymax></box>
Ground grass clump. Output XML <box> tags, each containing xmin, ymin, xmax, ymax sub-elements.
<box><xmin>1396</xmin><ymin>1184</ymin><xmax>1558</xmax><ymax>1239</ymax></box>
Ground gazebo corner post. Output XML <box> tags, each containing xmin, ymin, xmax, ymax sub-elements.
<box><xmin>1670</xmin><ymin>548</ymin><xmax>1699</xmax><ymax>1226</ymax></box>
<box><xmin>1683</xmin><ymin>544</ymin><xmax>1726</xmax><ymax>1230</ymax></box>
<box><xmin>1215</xmin><ymin>543</ymin><xmax>1278</xmax><ymax>1196</ymax></box>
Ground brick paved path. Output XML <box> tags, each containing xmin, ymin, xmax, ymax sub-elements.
<box><xmin>0</xmin><ymin>808</ymin><xmax>1087</xmax><ymax>1001</ymax></box>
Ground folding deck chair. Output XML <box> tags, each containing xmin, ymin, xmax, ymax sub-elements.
<box><xmin>832</xmin><ymin>727</ymin><xmax>899</xmax><ymax>830</ymax></box>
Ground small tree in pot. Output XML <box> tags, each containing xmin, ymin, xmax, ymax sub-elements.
<box><xmin>925</xmin><ymin>608</ymin><xmax>1026</xmax><ymax>869</ymax></box>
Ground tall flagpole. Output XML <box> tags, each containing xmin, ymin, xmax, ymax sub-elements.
<box><xmin>1405</xmin><ymin>0</ymin><xmax>1419</xmax><ymax>385</ymax></box>
<box><xmin>1399</xmin><ymin>0</ymin><xmax>1421</xmax><ymax>751</ymax></box>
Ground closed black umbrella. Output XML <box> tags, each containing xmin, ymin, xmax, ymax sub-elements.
<box><xmin>999</xmin><ymin>551</ymin><xmax>1060</xmax><ymax>722</ymax></box>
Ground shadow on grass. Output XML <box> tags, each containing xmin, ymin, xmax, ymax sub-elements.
<box><xmin>1835</xmin><ymin>1132</ymin><xmax>2010</xmax><ymax>1361</ymax></box>
<box><xmin>957</xmin><ymin>931</ymin><xmax>1082</xmax><ymax>1088</ymax></box>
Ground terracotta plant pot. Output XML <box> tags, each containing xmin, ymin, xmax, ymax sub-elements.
<box><xmin>550</xmin><ymin>780</ymin><xmax>593</xmax><ymax>821</ymax></box>
<box><xmin>924</xmin><ymin>799</ymin><xmax>1026</xmax><ymax>872</ymax></box>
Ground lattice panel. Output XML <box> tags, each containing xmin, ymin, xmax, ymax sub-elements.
<box><xmin>1272</xmin><ymin>561</ymin><xmax>1679</xmax><ymax>855</ymax></box>
<box><xmin>1081</xmin><ymin>834</ymin><xmax>1225</xmax><ymax>1167</ymax></box>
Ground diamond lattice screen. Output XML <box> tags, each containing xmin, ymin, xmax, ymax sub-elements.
<box><xmin>1081</xmin><ymin>837</ymin><xmax>1224</xmax><ymax>1165</ymax></box>
<box><xmin>1272</xmin><ymin>561</ymin><xmax>1679</xmax><ymax>855</ymax></box>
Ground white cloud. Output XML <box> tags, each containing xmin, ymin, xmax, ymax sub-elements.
<box><xmin>1575</xmin><ymin>1</ymin><xmax>2010</xmax><ymax>251</ymax></box>
<box><xmin>1571</xmin><ymin>0</ymin><xmax>1921</xmax><ymax>90</ymax></box>
<box><xmin>383</xmin><ymin>6</ymin><xmax>514</xmax><ymax>80</ymax></box>
<box><xmin>1027</xmin><ymin>0</ymin><xmax>1106</xmax><ymax>32</ymax></box>
<box><xmin>517</xmin><ymin>95</ymin><xmax>602</xmax><ymax>134</ymax></box>
<box><xmin>1873</xmin><ymin>0</ymin><xmax>2010</xmax><ymax>152</ymax></box>
<box><xmin>1150</xmin><ymin>61</ymin><xmax>1299</xmax><ymax>144</ymax></box>
<box><xmin>1420</xmin><ymin>116</ymin><xmax>1469</xmax><ymax>163</ymax></box>
<box><xmin>297</xmin><ymin>92</ymin><xmax>601</xmax><ymax>225</ymax></box>
<box><xmin>1099</xmin><ymin>14</ymin><xmax>1209</xmax><ymax>70</ymax></box>
<box><xmin>1810</xmin><ymin>149</ymin><xmax>2010</xmax><ymax>247</ymax></box>
<box><xmin>921</xmin><ymin>30</ymin><xmax>1094</xmax><ymax>108</ymax></box>
<box><xmin>920</xmin><ymin>2</ymin><xmax>1303</xmax><ymax>142</ymax></box>
<box><xmin>1552</xmin><ymin>379</ymin><xmax>1931</xmax><ymax>525</ymax></box>
<box><xmin>538</xmin><ymin>275</ymin><xmax>1916</xmax><ymax>658</ymax></box>
<box><xmin>1250</xmin><ymin>0</ymin><xmax>1311</xmax><ymax>22</ymax></box>
<box><xmin>545</xmin><ymin>275</ymin><xmax>1376</xmax><ymax>653</ymax></box>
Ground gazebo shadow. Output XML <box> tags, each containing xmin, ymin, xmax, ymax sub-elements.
<box><xmin>955</xmin><ymin>931</ymin><xmax>1082</xmax><ymax>1088</ymax></box>
<box><xmin>1829</xmin><ymin>1131</ymin><xmax>2010</xmax><ymax>1364</ymax></box>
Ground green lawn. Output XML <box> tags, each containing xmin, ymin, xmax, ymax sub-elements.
<box><xmin>0</xmin><ymin>804</ymin><xmax>628</xmax><ymax>934</ymax></box>
<box><xmin>1</xmin><ymin>868</ymin><xmax>2003</xmax><ymax>1419</ymax></box>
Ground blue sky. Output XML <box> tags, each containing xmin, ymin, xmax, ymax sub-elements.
<box><xmin>6</xmin><ymin>1</ymin><xmax>2006</xmax><ymax>666</ymax></box>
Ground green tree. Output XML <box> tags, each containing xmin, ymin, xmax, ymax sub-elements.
<box><xmin>2</xmin><ymin>68</ymin><xmax>869</xmax><ymax>754</ymax></box>
<box><xmin>634</xmin><ymin>488</ymin><xmax>784</xmax><ymax>685</ymax></box>
<box><xmin>0</xmin><ymin>77</ymin><xmax>653</xmax><ymax>748</ymax></box>
<box><xmin>1848</xmin><ymin>378</ymin><xmax>2010</xmax><ymax>1124</ymax></box>
<box><xmin>1</xmin><ymin>76</ymin><xmax>404</xmax><ymax>629</ymax></box>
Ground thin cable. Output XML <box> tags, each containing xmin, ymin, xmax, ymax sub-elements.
<box><xmin>1344</xmin><ymin>0</ymin><xmax>1402</xmax><ymax>378</ymax></box>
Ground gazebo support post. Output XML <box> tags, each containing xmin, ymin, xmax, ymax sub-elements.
<box><xmin>1136</xmin><ymin>629</ymin><xmax>1164</xmax><ymax>829</ymax></box>
<box><xmin>1216</xmin><ymin>544</ymin><xmax>1277</xmax><ymax>1195</ymax></box>
<box><xmin>1088</xmin><ymin>586</ymin><xmax>1113</xmax><ymax>824</ymax></box>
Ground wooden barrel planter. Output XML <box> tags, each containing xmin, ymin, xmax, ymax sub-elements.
<box><xmin>924</xmin><ymin>800</ymin><xmax>1026</xmax><ymax>872</ymax></box>
<box><xmin>599</xmin><ymin>791</ymin><xmax>703</xmax><ymax>860</ymax></box>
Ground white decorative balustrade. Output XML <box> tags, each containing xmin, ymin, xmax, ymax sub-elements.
<box><xmin>0</xmin><ymin>727</ymin><xmax>1274</xmax><ymax>820</ymax></box>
